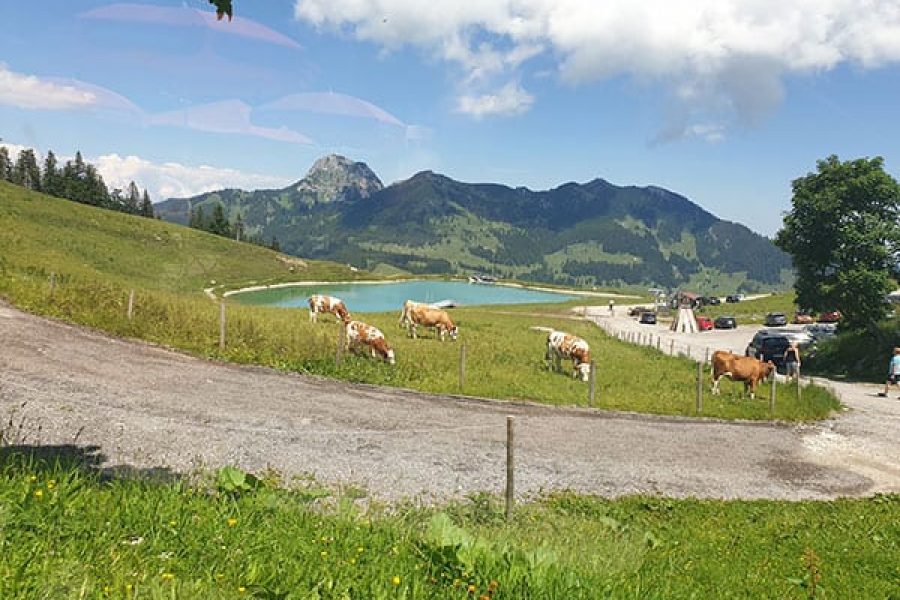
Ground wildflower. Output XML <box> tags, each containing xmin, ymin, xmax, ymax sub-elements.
<box><xmin>357</xmin><ymin>546</ymin><xmax>364</xmax><ymax>554</ymax></box>
<box><xmin>227</xmin><ymin>518</ymin><xmax>238</xmax><ymax>527</ymax></box>
<box><xmin>161</xmin><ymin>573</ymin><xmax>174</xmax><ymax>580</ymax></box>
<box><xmin>33</xmin><ymin>489</ymin><xmax>43</xmax><ymax>498</ymax></box>
<box><xmin>103</xmin><ymin>585</ymin><xmax>110</xmax><ymax>594</ymax></box>
<box><xmin>468</xmin><ymin>584</ymin><xmax>477</xmax><ymax>593</ymax></box>
<box><xmin>47</xmin><ymin>479</ymin><xmax>56</xmax><ymax>490</ymax></box>
<box><xmin>238</xmin><ymin>586</ymin><xmax>246</xmax><ymax>594</ymax></box>
<box><xmin>28</xmin><ymin>475</ymin><xmax>37</xmax><ymax>482</ymax></box>
<box><xmin>391</xmin><ymin>576</ymin><xmax>401</xmax><ymax>586</ymax></box>
<box><xmin>489</xmin><ymin>581</ymin><xmax>499</xmax><ymax>591</ymax></box>
<box><xmin>215</xmin><ymin>574</ymin><xmax>225</xmax><ymax>581</ymax></box>
<box><xmin>125</xmin><ymin>584</ymin><xmax>133</xmax><ymax>593</ymax></box>
<box><xmin>169</xmin><ymin>520</ymin><xmax>177</xmax><ymax>527</ymax></box>
<box><xmin>349</xmin><ymin>558</ymin><xmax>356</xmax><ymax>565</ymax></box>
<box><xmin>320</xmin><ymin>551</ymin><xmax>328</xmax><ymax>558</ymax></box>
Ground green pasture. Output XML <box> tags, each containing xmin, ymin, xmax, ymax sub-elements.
<box><xmin>0</xmin><ymin>184</ymin><xmax>838</xmax><ymax>421</ymax></box>
<box><xmin>0</xmin><ymin>454</ymin><xmax>896</xmax><ymax>599</ymax></box>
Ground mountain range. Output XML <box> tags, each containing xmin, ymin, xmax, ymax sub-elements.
<box><xmin>155</xmin><ymin>155</ymin><xmax>792</xmax><ymax>292</ymax></box>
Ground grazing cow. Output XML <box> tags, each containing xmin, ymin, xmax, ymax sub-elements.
<box><xmin>398</xmin><ymin>299</ymin><xmax>428</xmax><ymax>329</ymax></box>
<box><xmin>308</xmin><ymin>295</ymin><xmax>350</xmax><ymax>323</ymax></box>
<box><xmin>344</xmin><ymin>320</ymin><xmax>395</xmax><ymax>365</ymax></box>
<box><xmin>546</xmin><ymin>330</ymin><xmax>592</xmax><ymax>382</ymax></box>
<box><xmin>406</xmin><ymin>305</ymin><xmax>459</xmax><ymax>341</ymax></box>
<box><xmin>711</xmin><ymin>350</ymin><xmax>775</xmax><ymax>399</ymax></box>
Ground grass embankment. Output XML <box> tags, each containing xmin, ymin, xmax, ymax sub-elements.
<box><xmin>1</xmin><ymin>454</ymin><xmax>897</xmax><ymax>599</ymax></box>
<box><xmin>0</xmin><ymin>183</ymin><xmax>838</xmax><ymax>421</ymax></box>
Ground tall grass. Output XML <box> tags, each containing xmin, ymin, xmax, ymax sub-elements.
<box><xmin>0</xmin><ymin>453</ymin><xmax>897</xmax><ymax>599</ymax></box>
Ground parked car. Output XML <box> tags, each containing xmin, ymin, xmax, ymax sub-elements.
<box><xmin>714</xmin><ymin>316</ymin><xmax>737</xmax><ymax>329</ymax></box>
<box><xmin>753</xmin><ymin>335</ymin><xmax>793</xmax><ymax>374</ymax></box>
<box><xmin>805</xmin><ymin>323</ymin><xmax>837</xmax><ymax>339</ymax></box>
<box><xmin>818</xmin><ymin>310</ymin><xmax>842</xmax><ymax>323</ymax></box>
<box><xmin>706</xmin><ymin>296</ymin><xmax>722</xmax><ymax>305</ymax></box>
<box><xmin>639</xmin><ymin>312</ymin><xmax>657</xmax><ymax>325</ymax></box>
<box><xmin>764</xmin><ymin>312</ymin><xmax>788</xmax><ymax>327</ymax></box>
<box><xmin>746</xmin><ymin>329</ymin><xmax>816</xmax><ymax>369</ymax></box>
<box><xmin>696</xmin><ymin>316</ymin><xmax>714</xmax><ymax>331</ymax></box>
<box><xmin>793</xmin><ymin>312</ymin><xmax>814</xmax><ymax>324</ymax></box>
<box><xmin>725</xmin><ymin>295</ymin><xmax>741</xmax><ymax>303</ymax></box>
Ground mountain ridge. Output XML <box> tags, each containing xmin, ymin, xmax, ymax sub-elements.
<box><xmin>155</xmin><ymin>156</ymin><xmax>792</xmax><ymax>292</ymax></box>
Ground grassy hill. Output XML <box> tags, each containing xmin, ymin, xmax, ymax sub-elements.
<box><xmin>0</xmin><ymin>181</ymin><xmax>366</xmax><ymax>294</ymax></box>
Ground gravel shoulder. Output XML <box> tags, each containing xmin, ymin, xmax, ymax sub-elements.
<box><xmin>1</xmin><ymin>303</ymin><xmax>897</xmax><ymax>502</ymax></box>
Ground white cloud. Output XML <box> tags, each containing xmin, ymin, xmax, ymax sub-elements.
<box><xmin>294</xmin><ymin>0</ymin><xmax>900</xmax><ymax>133</ymax></box>
<box><xmin>93</xmin><ymin>154</ymin><xmax>291</xmax><ymax>201</ymax></box>
<box><xmin>456</xmin><ymin>82</ymin><xmax>534</xmax><ymax>118</ymax></box>
<box><xmin>0</xmin><ymin>63</ymin><xmax>97</xmax><ymax>110</ymax></box>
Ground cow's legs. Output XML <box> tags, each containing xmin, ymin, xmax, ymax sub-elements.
<box><xmin>712</xmin><ymin>375</ymin><xmax>721</xmax><ymax>395</ymax></box>
<box><xmin>309</xmin><ymin>309</ymin><xmax>316</xmax><ymax>323</ymax></box>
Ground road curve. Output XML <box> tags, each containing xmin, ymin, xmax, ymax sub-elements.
<box><xmin>1</xmin><ymin>303</ymin><xmax>897</xmax><ymax>502</ymax></box>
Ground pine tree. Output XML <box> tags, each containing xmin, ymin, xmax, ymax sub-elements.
<box><xmin>12</xmin><ymin>149</ymin><xmax>41</xmax><ymax>190</ymax></box>
<box><xmin>192</xmin><ymin>206</ymin><xmax>206</xmax><ymax>230</ymax></box>
<box><xmin>41</xmin><ymin>150</ymin><xmax>61</xmax><ymax>196</ymax></box>
<box><xmin>270</xmin><ymin>235</ymin><xmax>280</xmax><ymax>252</ymax></box>
<box><xmin>0</xmin><ymin>147</ymin><xmax>11</xmax><ymax>181</ymax></box>
<box><xmin>209</xmin><ymin>203</ymin><xmax>230</xmax><ymax>236</ymax></box>
<box><xmin>140</xmin><ymin>189</ymin><xmax>154</xmax><ymax>218</ymax></box>
<box><xmin>233</xmin><ymin>212</ymin><xmax>244</xmax><ymax>241</ymax></box>
<box><xmin>125</xmin><ymin>181</ymin><xmax>141</xmax><ymax>214</ymax></box>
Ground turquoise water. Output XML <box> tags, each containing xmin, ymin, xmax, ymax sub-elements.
<box><xmin>232</xmin><ymin>280</ymin><xmax>576</xmax><ymax>313</ymax></box>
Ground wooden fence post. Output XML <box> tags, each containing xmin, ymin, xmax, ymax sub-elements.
<box><xmin>797</xmin><ymin>373</ymin><xmax>802</xmax><ymax>401</ymax></box>
<box><xmin>769</xmin><ymin>374</ymin><xmax>776</xmax><ymax>413</ymax></box>
<box><xmin>704</xmin><ymin>347</ymin><xmax>710</xmax><ymax>364</ymax></box>
<box><xmin>669</xmin><ymin>339</ymin><xmax>675</xmax><ymax>355</ymax></box>
<box><xmin>696</xmin><ymin>360</ymin><xmax>703</xmax><ymax>414</ymax></box>
<box><xmin>49</xmin><ymin>272</ymin><xmax>56</xmax><ymax>300</ymax></box>
<box><xmin>505</xmin><ymin>416</ymin><xmax>515</xmax><ymax>521</ymax></box>
<box><xmin>588</xmin><ymin>360</ymin><xmax>596</xmax><ymax>407</ymax></box>
<box><xmin>127</xmin><ymin>289</ymin><xmax>135</xmax><ymax>320</ymax></box>
<box><xmin>335</xmin><ymin>323</ymin><xmax>345</xmax><ymax>366</ymax></box>
<box><xmin>656</xmin><ymin>337</ymin><xmax>661</xmax><ymax>351</ymax></box>
<box><xmin>459</xmin><ymin>343</ymin><xmax>466</xmax><ymax>392</ymax></box>
<box><xmin>218</xmin><ymin>300</ymin><xmax>226</xmax><ymax>350</ymax></box>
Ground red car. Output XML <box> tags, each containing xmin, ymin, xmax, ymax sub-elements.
<box><xmin>696</xmin><ymin>316</ymin><xmax>714</xmax><ymax>331</ymax></box>
<box><xmin>818</xmin><ymin>310</ymin><xmax>842</xmax><ymax>323</ymax></box>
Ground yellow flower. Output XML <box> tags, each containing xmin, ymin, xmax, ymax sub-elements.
<box><xmin>28</xmin><ymin>475</ymin><xmax>37</xmax><ymax>482</ymax></box>
<box><xmin>33</xmin><ymin>489</ymin><xmax>43</xmax><ymax>498</ymax></box>
<box><xmin>161</xmin><ymin>573</ymin><xmax>174</xmax><ymax>580</ymax></box>
<box><xmin>47</xmin><ymin>480</ymin><xmax>56</xmax><ymax>489</ymax></box>
<box><xmin>468</xmin><ymin>584</ymin><xmax>477</xmax><ymax>593</ymax></box>
<box><xmin>169</xmin><ymin>520</ymin><xmax>177</xmax><ymax>527</ymax></box>
<box><xmin>103</xmin><ymin>585</ymin><xmax>110</xmax><ymax>594</ymax></box>
<box><xmin>320</xmin><ymin>551</ymin><xmax>328</xmax><ymax>558</ymax></box>
<box><xmin>357</xmin><ymin>546</ymin><xmax>364</xmax><ymax>554</ymax></box>
<box><xmin>125</xmin><ymin>584</ymin><xmax>133</xmax><ymax>592</ymax></box>
<box><xmin>237</xmin><ymin>586</ymin><xmax>246</xmax><ymax>594</ymax></box>
<box><xmin>215</xmin><ymin>573</ymin><xmax>225</xmax><ymax>581</ymax></box>
<box><xmin>349</xmin><ymin>558</ymin><xmax>356</xmax><ymax>565</ymax></box>
<box><xmin>227</xmin><ymin>518</ymin><xmax>238</xmax><ymax>527</ymax></box>
<box><xmin>391</xmin><ymin>576</ymin><xmax>401</xmax><ymax>586</ymax></box>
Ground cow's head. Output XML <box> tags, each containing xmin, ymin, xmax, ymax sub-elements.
<box><xmin>576</xmin><ymin>361</ymin><xmax>591</xmax><ymax>382</ymax></box>
<box><xmin>763</xmin><ymin>360</ymin><xmax>775</xmax><ymax>379</ymax></box>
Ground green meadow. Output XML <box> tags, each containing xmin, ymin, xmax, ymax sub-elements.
<box><xmin>0</xmin><ymin>182</ymin><xmax>837</xmax><ymax>421</ymax></box>
<box><xmin>0</xmin><ymin>454</ymin><xmax>897</xmax><ymax>599</ymax></box>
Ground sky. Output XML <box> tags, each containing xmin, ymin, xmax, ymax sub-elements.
<box><xmin>2</xmin><ymin>0</ymin><xmax>900</xmax><ymax>236</ymax></box>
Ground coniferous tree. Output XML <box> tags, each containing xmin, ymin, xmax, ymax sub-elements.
<box><xmin>209</xmin><ymin>203</ymin><xmax>230</xmax><ymax>236</ymax></box>
<box><xmin>12</xmin><ymin>149</ymin><xmax>41</xmax><ymax>190</ymax></box>
<box><xmin>140</xmin><ymin>189</ymin><xmax>154</xmax><ymax>218</ymax></box>
<box><xmin>270</xmin><ymin>235</ymin><xmax>280</xmax><ymax>252</ymax></box>
<box><xmin>192</xmin><ymin>206</ymin><xmax>206</xmax><ymax>230</ymax></box>
<box><xmin>0</xmin><ymin>147</ymin><xmax>11</xmax><ymax>181</ymax></box>
<box><xmin>125</xmin><ymin>181</ymin><xmax>141</xmax><ymax>214</ymax></box>
<box><xmin>41</xmin><ymin>150</ymin><xmax>61</xmax><ymax>196</ymax></box>
<box><xmin>233</xmin><ymin>212</ymin><xmax>244</xmax><ymax>241</ymax></box>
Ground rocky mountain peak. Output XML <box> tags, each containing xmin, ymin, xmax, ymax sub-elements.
<box><xmin>293</xmin><ymin>154</ymin><xmax>383</xmax><ymax>203</ymax></box>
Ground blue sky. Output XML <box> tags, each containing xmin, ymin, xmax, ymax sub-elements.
<box><xmin>2</xmin><ymin>0</ymin><xmax>900</xmax><ymax>236</ymax></box>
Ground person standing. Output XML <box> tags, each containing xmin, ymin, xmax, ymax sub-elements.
<box><xmin>877</xmin><ymin>347</ymin><xmax>900</xmax><ymax>397</ymax></box>
<box><xmin>608</xmin><ymin>299</ymin><xmax>615</xmax><ymax>315</ymax></box>
<box><xmin>783</xmin><ymin>341</ymin><xmax>801</xmax><ymax>382</ymax></box>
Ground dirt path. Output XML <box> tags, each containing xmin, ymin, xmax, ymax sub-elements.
<box><xmin>1</xmin><ymin>303</ymin><xmax>897</xmax><ymax>502</ymax></box>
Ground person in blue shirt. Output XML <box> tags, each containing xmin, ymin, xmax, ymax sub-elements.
<box><xmin>877</xmin><ymin>347</ymin><xmax>900</xmax><ymax>397</ymax></box>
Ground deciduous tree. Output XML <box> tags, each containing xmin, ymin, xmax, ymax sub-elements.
<box><xmin>775</xmin><ymin>155</ymin><xmax>900</xmax><ymax>330</ymax></box>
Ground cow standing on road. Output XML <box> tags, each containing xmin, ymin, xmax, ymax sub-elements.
<box><xmin>547</xmin><ymin>330</ymin><xmax>592</xmax><ymax>382</ymax></box>
<box><xmin>711</xmin><ymin>350</ymin><xmax>774</xmax><ymax>399</ymax></box>
<box><xmin>308</xmin><ymin>295</ymin><xmax>350</xmax><ymax>323</ymax></box>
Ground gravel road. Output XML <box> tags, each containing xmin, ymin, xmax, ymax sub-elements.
<box><xmin>1</xmin><ymin>303</ymin><xmax>898</xmax><ymax>502</ymax></box>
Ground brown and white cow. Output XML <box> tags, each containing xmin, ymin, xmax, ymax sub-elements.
<box><xmin>406</xmin><ymin>305</ymin><xmax>459</xmax><ymax>341</ymax></box>
<box><xmin>344</xmin><ymin>320</ymin><xmax>395</xmax><ymax>364</ymax></box>
<box><xmin>711</xmin><ymin>350</ymin><xmax>775</xmax><ymax>399</ymax></box>
<box><xmin>547</xmin><ymin>330</ymin><xmax>592</xmax><ymax>382</ymax></box>
<box><xmin>308</xmin><ymin>294</ymin><xmax>350</xmax><ymax>323</ymax></box>
<box><xmin>398</xmin><ymin>299</ymin><xmax>428</xmax><ymax>329</ymax></box>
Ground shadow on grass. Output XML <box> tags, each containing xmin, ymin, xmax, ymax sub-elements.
<box><xmin>0</xmin><ymin>444</ymin><xmax>179</xmax><ymax>483</ymax></box>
